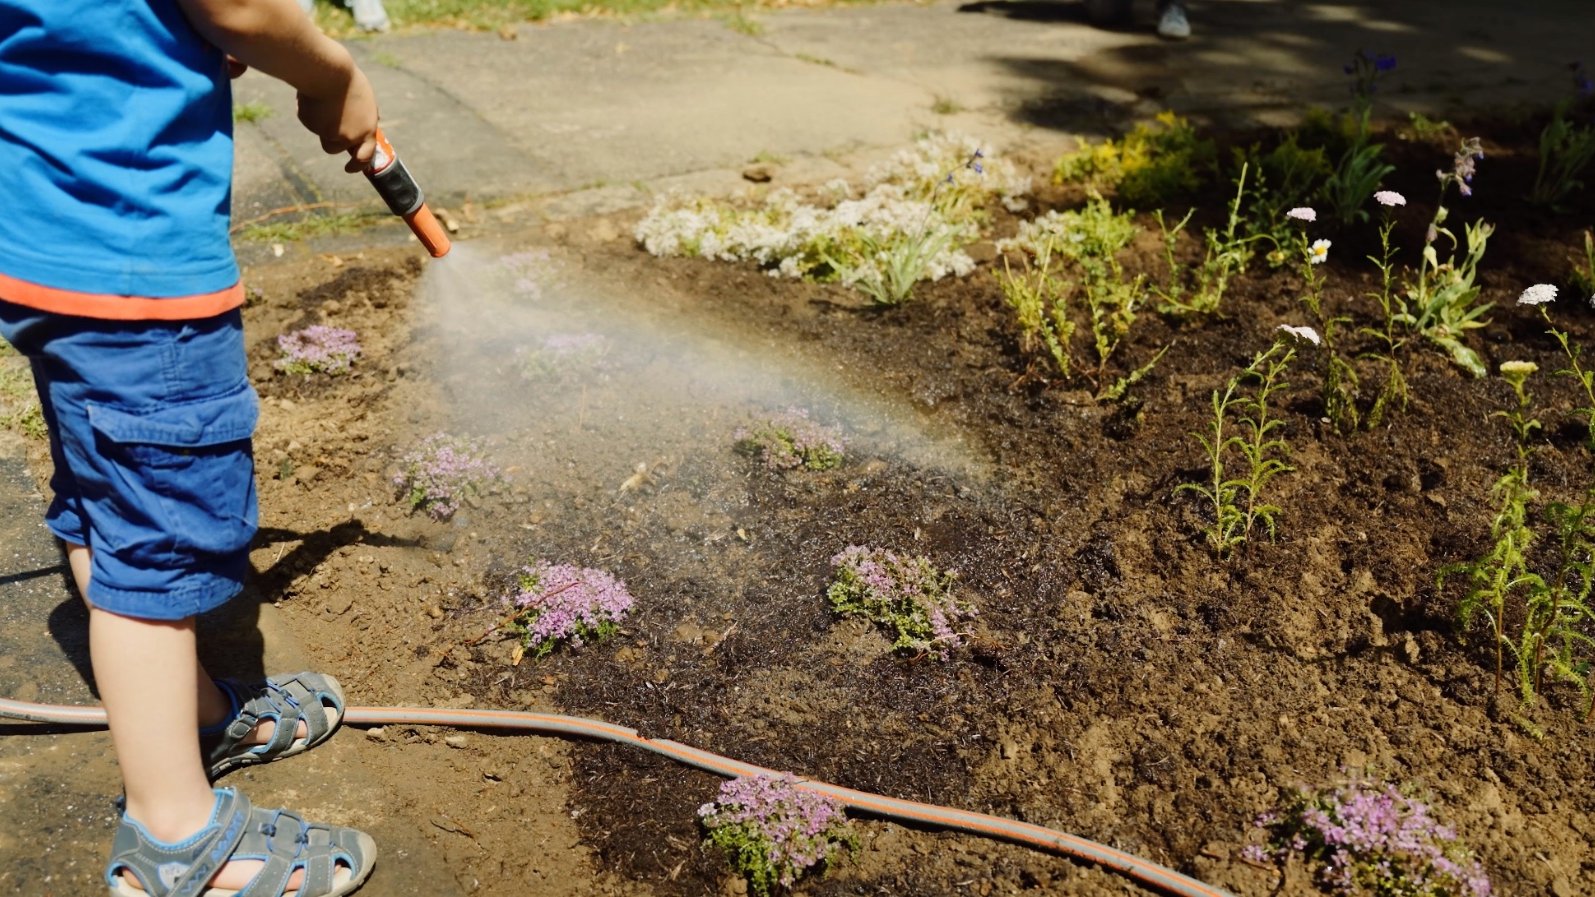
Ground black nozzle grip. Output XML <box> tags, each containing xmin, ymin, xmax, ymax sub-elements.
<box><xmin>366</xmin><ymin>157</ymin><xmax>425</xmax><ymax>217</ymax></box>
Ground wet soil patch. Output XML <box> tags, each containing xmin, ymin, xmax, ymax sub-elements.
<box><xmin>209</xmin><ymin>121</ymin><xmax>1595</xmax><ymax>897</ymax></box>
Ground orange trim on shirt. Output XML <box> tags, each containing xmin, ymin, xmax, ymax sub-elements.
<box><xmin>0</xmin><ymin>271</ymin><xmax>244</xmax><ymax>321</ymax></box>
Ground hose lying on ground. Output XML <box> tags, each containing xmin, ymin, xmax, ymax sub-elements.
<box><xmin>0</xmin><ymin>696</ymin><xmax>1236</xmax><ymax>897</ymax></box>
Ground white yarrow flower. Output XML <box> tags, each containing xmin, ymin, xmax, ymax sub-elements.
<box><xmin>1277</xmin><ymin>324</ymin><xmax>1322</xmax><ymax>345</ymax></box>
<box><xmin>1286</xmin><ymin>207</ymin><xmax>1317</xmax><ymax>222</ymax></box>
<box><xmin>1518</xmin><ymin>283</ymin><xmax>1557</xmax><ymax>306</ymax></box>
<box><xmin>1374</xmin><ymin>190</ymin><xmax>1406</xmax><ymax>207</ymax></box>
<box><xmin>1309</xmin><ymin>239</ymin><xmax>1331</xmax><ymax>265</ymax></box>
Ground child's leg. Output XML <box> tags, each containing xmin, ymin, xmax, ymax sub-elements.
<box><xmin>91</xmin><ymin>606</ymin><xmax>309</xmax><ymax>893</ymax></box>
<box><xmin>65</xmin><ymin>542</ymin><xmax>299</xmax><ymax>741</ymax></box>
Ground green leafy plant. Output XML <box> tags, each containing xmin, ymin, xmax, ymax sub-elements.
<box><xmin>1440</xmin><ymin>360</ymin><xmax>1542</xmax><ymax>700</ymax></box>
<box><xmin>1360</xmin><ymin>192</ymin><xmax>1411</xmax><ymax>428</ymax></box>
<box><xmin>998</xmin><ymin>231</ymin><xmax>1075</xmax><ymax>379</ymax></box>
<box><xmin>1053</xmin><ymin>111</ymin><xmax>1215</xmax><ymax>207</ymax></box>
<box><xmin>1179</xmin><ymin>330</ymin><xmax>1310</xmax><ymax>556</ymax></box>
<box><xmin>1529</xmin><ymin>63</ymin><xmax>1595</xmax><ymax>208</ymax></box>
<box><xmin>998</xmin><ymin>199</ymin><xmax>1160</xmax><ymax>394</ymax></box>
<box><xmin>1313</xmin><ymin>50</ymin><xmax>1399</xmax><ymax>226</ymax></box>
<box><xmin>699</xmin><ymin>774</ymin><xmax>859</xmax><ymax>897</ymax></box>
<box><xmin>1396</xmin><ymin>138</ymin><xmax>1494</xmax><ymax>377</ymax></box>
<box><xmin>1570</xmin><ymin>229</ymin><xmax>1595</xmax><ymax>301</ymax></box>
<box><xmin>1158</xmin><ymin>164</ymin><xmax>1257</xmax><ymax>317</ymax></box>
<box><xmin>1321</xmin><ymin>141</ymin><xmax>1396</xmax><ymax>227</ymax></box>
<box><xmin>1234</xmin><ymin>135</ymin><xmax>1332</xmax><ymax>264</ymax></box>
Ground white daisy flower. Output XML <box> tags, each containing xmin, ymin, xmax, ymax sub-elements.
<box><xmin>1309</xmin><ymin>239</ymin><xmax>1331</xmax><ymax>265</ymax></box>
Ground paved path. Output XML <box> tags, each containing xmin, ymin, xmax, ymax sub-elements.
<box><xmin>231</xmin><ymin>0</ymin><xmax>1591</xmax><ymax>233</ymax></box>
<box><xmin>2</xmin><ymin>1</ymin><xmax>1588</xmax><ymax>892</ymax></box>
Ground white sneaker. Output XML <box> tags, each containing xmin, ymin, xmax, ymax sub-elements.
<box><xmin>297</xmin><ymin>0</ymin><xmax>314</xmax><ymax>14</ymax></box>
<box><xmin>348</xmin><ymin>0</ymin><xmax>391</xmax><ymax>32</ymax></box>
<box><xmin>1157</xmin><ymin>2</ymin><xmax>1191</xmax><ymax>39</ymax></box>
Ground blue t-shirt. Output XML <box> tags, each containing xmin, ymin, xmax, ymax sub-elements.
<box><xmin>0</xmin><ymin>0</ymin><xmax>237</xmax><ymax>300</ymax></box>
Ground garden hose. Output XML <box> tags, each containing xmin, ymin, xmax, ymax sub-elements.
<box><xmin>0</xmin><ymin>697</ymin><xmax>1235</xmax><ymax>897</ymax></box>
<box><xmin>362</xmin><ymin>128</ymin><xmax>452</xmax><ymax>258</ymax></box>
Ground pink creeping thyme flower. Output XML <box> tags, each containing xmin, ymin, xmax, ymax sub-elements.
<box><xmin>1248</xmin><ymin>777</ymin><xmax>1491</xmax><ymax>897</ymax></box>
<box><xmin>515</xmin><ymin>332</ymin><xmax>611</xmax><ymax>381</ymax></box>
<box><xmin>734</xmin><ymin>408</ymin><xmax>846</xmax><ymax>471</ymax></box>
<box><xmin>392</xmin><ymin>433</ymin><xmax>501</xmax><ymax>521</ymax></box>
<box><xmin>274</xmin><ymin>325</ymin><xmax>362</xmax><ymax>375</ymax></box>
<box><xmin>1373</xmin><ymin>190</ymin><xmax>1407</xmax><ymax>207</ymax></box>
<box><xmin>1517</xmin><ymin>283</ymin><xmax>1557</xmax><ymax>306</ymax></box>
<box><xmin>1286</xmin><ymin>207</ymin><xmax>1317</xmax><ymax>222</ymax></box>
<box><xmin>828</xmin><ymin>546</ymin><xmax>975</xmax><ymax>658</ymax></box>
<box><xmin>506</xmin><ymin>562</ymin><xmax>633</xmax><ymax>659</ymax></box>
<box><xmin>699</xmin><ymin>774</ymin><xmax>858</xmax><ymax>897</ymax></box>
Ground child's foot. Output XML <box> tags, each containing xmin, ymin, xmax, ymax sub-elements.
<box><xmin>109</xmin><ymin>788</ymin><xmax>375</xmax><ymax>897</ymax></box>
<box><xmin>202</xmin><ymin>672</ymin><xmax>347</xmax><ymax>780</ymax></box>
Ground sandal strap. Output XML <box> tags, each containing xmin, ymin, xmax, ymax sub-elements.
<box><xmin>205</xmin><ymin>672</ymin><xmax>345</xmax><ymax>778</ymax></box>
<box><xmin>106</xmin><ymin>787</ymin><xmax>253</xmax><ymax>896</ymax></box>
<box><xmin>107</xmin><ymin>789</ymin><xmax>375</xmax><ymax>897</ymax></box>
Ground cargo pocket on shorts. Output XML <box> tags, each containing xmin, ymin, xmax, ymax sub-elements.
<box><xmin>86</xmin><ymin>383</ymin><xmax>260</xmax><ymax>558</ymax></box>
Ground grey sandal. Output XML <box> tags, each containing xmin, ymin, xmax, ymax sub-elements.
<box><xmin>106</xmin><ymin>787</ymin><xmax>375</xmax><ymax>897</ymax></box>
<box><xmin>203</xmin><ymin>672</ymin><xmax>346</xmax><ymax>780</ymax></box>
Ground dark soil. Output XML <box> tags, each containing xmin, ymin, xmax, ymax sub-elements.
<box><xmin>216</xmin><ymin>121</ymin><xmax>1595</xmax><ymax>897</ymax></box>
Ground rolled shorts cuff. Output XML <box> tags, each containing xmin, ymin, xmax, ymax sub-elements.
<box><xmin>46</xmin><ymin>514</ymin><xmax>87</xmax><ymax>550</ymax></box>
<box><xmin>87</xmin><ymin>567</ymin><xmax>247</xmax><ymax>621</ymax></box>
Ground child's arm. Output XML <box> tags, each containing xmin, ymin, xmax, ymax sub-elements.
<box><xmin>176</xmin><ymin>0</ymin><xmax>380</xmax><ymax>171</ymax></box>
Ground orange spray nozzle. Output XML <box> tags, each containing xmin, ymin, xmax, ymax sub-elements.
<box><xmin>362</xmin><ymin>128</ymin><xmax>452</xmax><ymax>258</ymax></box>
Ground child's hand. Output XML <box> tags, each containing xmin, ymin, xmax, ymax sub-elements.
<box><xmin>296</xmin><ymin>65</ymin><xmax>380</xmax><ymax>173</ymax></box>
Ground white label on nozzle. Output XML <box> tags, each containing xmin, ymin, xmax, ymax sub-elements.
<box><xmin>370</xmin><ymin>144</ymin><xmax>392</xmax><ymax>173</ymax></box>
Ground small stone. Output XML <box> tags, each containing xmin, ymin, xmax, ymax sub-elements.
<box><xmin>365</xmin><ymin>726</ymin><xmax>388</xmax><ymax>742</ymax></box>
<box><xmin>323</xmin><ymin>594</ymin><xmax>353</xmax><ymax>616</ymax></box>
<box><xmin>999</xmin><ymin>739</ymin><xmax>1019</xmax><ymax>760</ymax></box>
<box><xmin>426</xmin><ymin>605</ymin><xmax>444</xmax><ymax>619</ymax></box>
<box><xmin>1401</xmin><ymin>634</ymin><xmax>1421</xmax><ymax>664</ymax></box>
<box><xmin>444</xmin><ymin>735</ymin><xmax>469</xmax><ymax>749</ymax></box>
<box><xmin>741</xmin><ymin>164</ymin><xmax>775</xmax><ymax>183</ymax></box>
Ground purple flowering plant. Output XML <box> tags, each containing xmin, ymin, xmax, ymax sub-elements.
<box><xmin>500</xmin><ymin>249</ymin><xmax>557</xmax><ymax>299</ymax></box>
<box><xmin>392</xmin><ymin>433</ymin><xmax>502</xmax><ymax>521</ymax></box>
<box><xmin>515</xmin><ymin>332</ymin><xmax>611</xmax><ymax>382</ymax></box>
<box><xmin>698</xmin><ymin>774</ymin><xmax>859</xmax><ymax>897</ymax></box>
<box><xmin>734</xmin><ymin>408</ymin><xmax>846</xmax><ymax>472</ymax></box>
<box><xmin>1401</xmin><ymin>136</ymin><xmax>1494</xmax><ymax>377</ymax></box>
<box><xmin>827</xmin><ymin>546</ymin><xmax>975</xmax><ymax>658</ymax></box>
<box><xmin>275</xmin><ymin>325</ymin><xmax>361</xmax><ymax>375</ymax></box>
<box><xmin>1243</xmin><ymin>777</ymin><xmax>1491</xmax><ymax>897</ymax></box>
<box><xmin>505</xmin><ymin>562</ymin><xmax>633</xmax><ymax>660</ymax></box>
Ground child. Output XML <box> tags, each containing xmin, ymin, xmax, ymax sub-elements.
<box><xmin>0</xmin><ymin>0</ymin><xmax>381</xmax><ymax>894</ymax></box>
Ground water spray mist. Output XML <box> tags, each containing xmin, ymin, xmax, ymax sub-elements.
<box><xmin>363</xmin><ymin>128</ymin><xmax>452</xmax><ymax>258</ymax></box>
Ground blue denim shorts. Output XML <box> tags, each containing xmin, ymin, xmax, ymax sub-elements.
<box><xmin>0</xmin><ymin>301</ymin><xmax>259</xmax><ymax>620</ymax></box>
